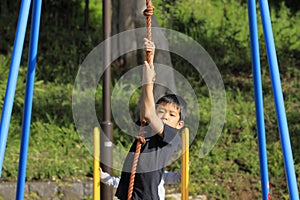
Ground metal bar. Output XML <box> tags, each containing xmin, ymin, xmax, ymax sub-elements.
<box><xmin>101</xmin><ymin>0</ymin><xmax>113</xmax><ymax>199</ymax></box>
<box><xmin>16</xmin><ymin>0</ymin><xmax>42</xmax><ymax>199</ymax></box>
<box><xmin>94</xmin><ymin>127</ymin><xmax>101</xmax><ymax>200</ymax></box>
<box><xmin>247</xmin><ymin>1</ymin><xmax>270</xmax><ymax>199</ymax></box>
<box><xmin>259</xmin><ymin>0</ymin><xmax>299</xmax><ymax>199</ymax></box>
<box><xmin>181</xmin><ymin>128</ymin><xmax>189</xmax><ymax>200</ymax></box>
<box><xmin>0</xmin><ymin>0</ymin><xmax>32</xmax><ymax>177</ymax></box>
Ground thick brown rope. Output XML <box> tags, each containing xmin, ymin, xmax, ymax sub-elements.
<box><xmin>127</xmin><ymin>127</ymin><xmax>146</xmax><ymax>200</ymax></box>
<box><xmin>127</xmin><ymin>1</ymin><xmax>154</xmax><ymax>199</ymax></box>
<box><xmin>143</xmin><ymin>0</ymin><xmax>154</xmax><ymax>64</ymax></box>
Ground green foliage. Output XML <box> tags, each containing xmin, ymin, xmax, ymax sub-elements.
<box><xmin>2</xmin><ymin>121</ymin><xmax>92</xmax><ymax>180</ymax></box>
<box><xmin>32</xmin><ymin>82</ymin><xmax>74</xmax><ymax>126</ymax></box>
<box><xmin>0</xmin><ymin>0</ymin><xmax>103</xmax><ymax>84</ymax></box>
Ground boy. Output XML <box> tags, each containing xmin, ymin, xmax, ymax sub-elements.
<box><xmin>115</xmin><ymin>38</ymin><xmax>187</xmax><ymax>200</ymax></box>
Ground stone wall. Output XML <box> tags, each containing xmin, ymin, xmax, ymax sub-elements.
<box><xmin>0</xmin><ymin>181</ymin><xmax>93</xmax><ymax>200</ymax></box>
<box><xmin>0</xmin><ymin>181</ymin><xmax>207</xmax><ymax>200</ymax></box>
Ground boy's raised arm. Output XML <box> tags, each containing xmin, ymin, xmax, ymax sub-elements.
<box><xmin>140</xmin><ymin>38</ymin><xmax>164</xmax><ymax>137</ymax></box>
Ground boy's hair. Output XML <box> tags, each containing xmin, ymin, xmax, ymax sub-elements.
<box><xmin>156</xmin><ymin>94</ymin><xmax>187</xmax><ymax>121</ymax></box>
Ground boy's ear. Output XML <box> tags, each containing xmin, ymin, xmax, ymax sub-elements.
<box><xmin>176</xmin><ymin>120</ymin><xmax>185</xmax><ymax>129</ymax></box>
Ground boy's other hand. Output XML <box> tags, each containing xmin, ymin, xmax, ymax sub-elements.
<box><xmin>143</xmin><ymin>38</ymin><xmax>155</xmax><ymax>64</ymax></box>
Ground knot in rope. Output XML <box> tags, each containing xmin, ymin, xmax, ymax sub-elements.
<box><xmin>135</xmin><ymin>135</ymin><xmax>146</xmax><ymax>145</ymax></box>
<box><xmin>143</xmin><ymin>5</ymin><xmax>154</xmax><ymax>17</ymax></box>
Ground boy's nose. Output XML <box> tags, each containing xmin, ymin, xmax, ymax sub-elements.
<box><xmin>161</xmin><ymin>114</ymin><xmax>168</xmax><ymax>121</ymax></box>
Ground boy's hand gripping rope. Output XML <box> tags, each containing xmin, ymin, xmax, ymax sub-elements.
<box><xmin>127</xmin><ymin>1</ymin><xmax>154</xmax><ymax>199</ymax></box>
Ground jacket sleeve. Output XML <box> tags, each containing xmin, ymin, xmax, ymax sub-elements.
<box><xmin>100</xmin><ymin>171</ymin><xmax>120</xmax><ymax>188</ymax></box>
<box><xmin>162</xmin><ymin>166</ymin><xmax>181</xmax><ymax>185</ymax></box>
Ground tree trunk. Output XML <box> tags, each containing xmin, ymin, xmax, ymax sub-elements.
<box><xmin>112</xmin><ymin>1</ymin><xmax>177</xmax><ymax>121</ymax></box>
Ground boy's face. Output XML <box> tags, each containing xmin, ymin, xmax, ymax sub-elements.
<box><xmin>156</xmin><ymin>103</ymin><xmax>184</xmax><ymax>130</ymax></box>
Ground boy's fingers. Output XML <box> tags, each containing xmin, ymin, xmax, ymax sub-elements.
<box><xmin>144</xmin><ymin>45</ymin><xmax>154</xmax><ymax>50</ymax></box>
<box><xmin>144</xmin><ymin>38</ymin><xmax>155</xmax><ymax>48</ymax></box>
<box><xmin>144</xmin><ymin>61</ymin><xmax>154</xmax><ymax>69</ymax></box>
<box><xmin>144</xmin><ymin>37</ymin><xmax>149</xmax><ymax>42</ymax></box>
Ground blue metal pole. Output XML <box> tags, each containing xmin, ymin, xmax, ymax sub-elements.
<box><xmin>247</xmin><ymin>1</ymin><xmax>270</xmax><ymax>199</ymax></box>
<box><xmin>259</xmin><ymin>0</ymin><xmax>299</xmax><ymax>199</ymax></box>
<box><xmin>0</xmin><ymin>0</ymin><xmax>31</xmax><ymax>176</ymax></box>
<box><xmin>16</xmin><ymin>0</ymin><xmax>42</xmax><ymax>199</ymax></box>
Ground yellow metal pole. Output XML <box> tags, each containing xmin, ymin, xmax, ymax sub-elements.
<box><xmin>181</xmin><ymin>128</ymin><xmax>189</xmax><ymax>200</ymax></box>
<box><xmin>94</xmin><ymin>127</ymin><xmax>100</xmax><ymax>200</ymax></box>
